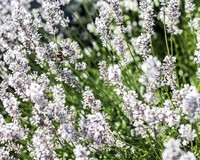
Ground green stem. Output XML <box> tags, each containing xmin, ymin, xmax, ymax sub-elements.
<box><xmin>163</xmin><ymin>16</ymin><xmax>170</xmax><ymax>55</ymax></box>
<box><xmin>170</xmin><ymin>34</ymin><xmax>173</xmax><ymax>56</ymax></box>
<box><xmin>126</xmin><ymin>42</ymin><xmax>142</xmax><ymax>74</ymax></box>
<box><xmin>82</xmin><ymin>0</ymin><xmax>94</xmax><ymax>23</ymax></box>
<box><xmin>150</xmin><ymin>36</ymin><xmax>155</xmax><ymax>56</ymax></box>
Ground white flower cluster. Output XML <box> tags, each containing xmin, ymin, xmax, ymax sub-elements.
<box><xmin>79</xmin><ymin>112</ymin><xmax>115</xmax><ymax>149</ymax></box>
<box><xmin>4</xmin><ymin>46</ymin><xmax>29</xmax><ymax>74</ymax></box>
<box><xmin>0</xmin><ymin>115</ymin><xmax>27</xmax><ymax>143</ymax></box>
<box><xmin>95</xmin><ymin>0</ymin><xmax>126</xmax><ymax>48</ymax></box>
<box><xmin>172</xmin><ymin>84</ymin><xmax>200</xmax><ymax>123</ymax></box>
<box><xmin>60</xmin><ymin>40</ymin><xmax>82</xmax><ymax>64</ymax></box>
<box><xmin>12</xmin><ymin>3</ymin><xmax>41</xmax><ymax>49</ymax></box>
<box><xmin>60</xmin><ymin>0</ymin><xmax>71</xmax><ymax>5</ymax></box>
<box><xmin>178</xmin><ymin>124</ymin><xmax>197</xmax><ymax>146</ymax></box>
<box><xmin>139</xmin><ymin>0</ymin><xmax>155</xmax><ymax>35</ymax></box>
<box><xmin>185</xmin><ymin>0</ymin><xmax>196</xmax><ymax>15</ymax></box>
<box><xmin>0</xmin><ymin>146</ymin><xmax>14</xmax><ymax>160</ymax></box>
<box><xmin>0</xmin><ymin>90</ymin><xmax>21</xmax><ymax>120</ymax></box>
<box><xmin>42</xmin><ymin>0</ymin><xmax>70</xmax><ymax>34</ymax></box>
<box><xmin>161</xmin><ymin>56</ymin><xmax>177</xmax><ymax>90</ymax></box>
<box><xmin>159</xmin><ymin>0</ymin><xmax>168</xmax><ymax>6</ymax></box>
<box><xmin>123</xmin><ymin>90</ymin><xmax>181</xmax><ymax>137</ymax></box>
<box><xmin>29</xmin><ymin>128</ymin><xmax>58</xmax><ymax>160</ymax></box>
<box><xmin>35</xmin><ymin>39</ymin><xmax>84</xmax><ymax>87</ymax></box>
<box><xmin>162</xmin><ymin>138</ymin><xmax>196</xmax><ymax>160</ymax></box>
<box><xmin>98</xmin><ymin>61</ymin><xmax>108</xmax><ymax>80</ymax></box>
<box><xmin>113</xmin><ymin>36</ymin><xmax>126</xmax><ymax>56</ymax></box>
<box><xmin>107</xmin><ymin>64</ymin><xmax>122</xmax><ymax>85</ymax></box>
<box><xmin>139</xmin><ymin>56</ymin><xmax>161</xmax><ymax>103</ymax></box>
<box><xmin>140</xmin><ymin>55</ymin><xmax>161</xmax><ymax>88</ymax></box>
<box><xmin>73</xmin><ymin>144</ymin><xmax>90</xmax><ymax>160</ymax></box>
<box><xmin>188</xmin><ymin>17</ymin><xmax>200</xmax><ymax>78</ymax></box>
<box><xmin>109</xmin><ymin>0</ymin><xmax>123</xmax><ymax>25</ymax></box>
<box><xmin>163</xmin><ymin>100</ymin><xmax>180</xmax><ymax>128</ymax></box>
<box><xmin>131</xmin><ymin>0</ymin><xmax>155</xmax><ymax>63</ymax></box>
<box><xmin>99</xmin><ymin>61</ymin><xmax>122</xmax><ymax>86</ymax></box>
<box><xmin>135</xmin><ymin>33</ymin><xmax>151</xmax><ymax>58</ymax></box>
<box><xmin>95</xmin><ymin>2</ymin><xmax>112</xmax><ymax>47</ymax></box>
<box><xmin>180</xmin><ymin>86</ymin><xmax>200</xmax><ymax>122</ymax></box>
<box><xmin>82</xmin><ymin>87</ymin><xmax>101</xmax><ymax>112</ymax></box>
<box><xmin>0</xmin><ymin>115</ymin><xmax>26</xmax><ymax>159</ymax></box>
<box><xmin>161</xmin><ymin>0</ymin><xmax>182</xmax><ymax>35</ymax></box>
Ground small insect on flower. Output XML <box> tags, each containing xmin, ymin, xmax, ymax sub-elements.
<box><xmin>56</xmin><ymin>51</ymin><xmax>63</xmax><ymax>61</ymax></box>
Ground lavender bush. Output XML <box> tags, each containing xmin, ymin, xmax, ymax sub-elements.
<box><xmin>0</xmin><ymin>0</ymin><xmax>200</xmax><ymax>159</ymax></box>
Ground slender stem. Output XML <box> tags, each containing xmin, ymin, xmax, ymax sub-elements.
<box><xmin>163</xmin><ymin>15</ymin><xmax>170</xmax><ymax>55</ymax></box>
<box><xmin>150</xmin><ymin>36</ymin><xmax>155</xmax><ymax>56</ymax></box>
<box><xmin>170</xmin><ymin>34</ymin><xmax>173</xmax><ymax>56</ymax></box>
<box><xmin>82</xmin><ymin>0</ymin><xmax>94</xmax><ymax>23</ymax></box>
<box><xmin>126</xmin><ymin>42</ymin><xmax>142</xmax><ymax>74</ymax></box>
<box><xmin>54</xmin><ymin>33</ymin><xmax>59</xmax><ymax>51</ymax></box>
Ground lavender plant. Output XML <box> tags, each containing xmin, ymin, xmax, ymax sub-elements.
<box><xmin>0</xmin><ymin>0</ymin><xmax>200</xmax><ymax>159</ymax></box>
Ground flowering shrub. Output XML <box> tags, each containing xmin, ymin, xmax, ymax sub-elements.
<box><xmin>0</xmin><ymin>0</ymin><xmax>200</xmax><ymax>159</ymax></box>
